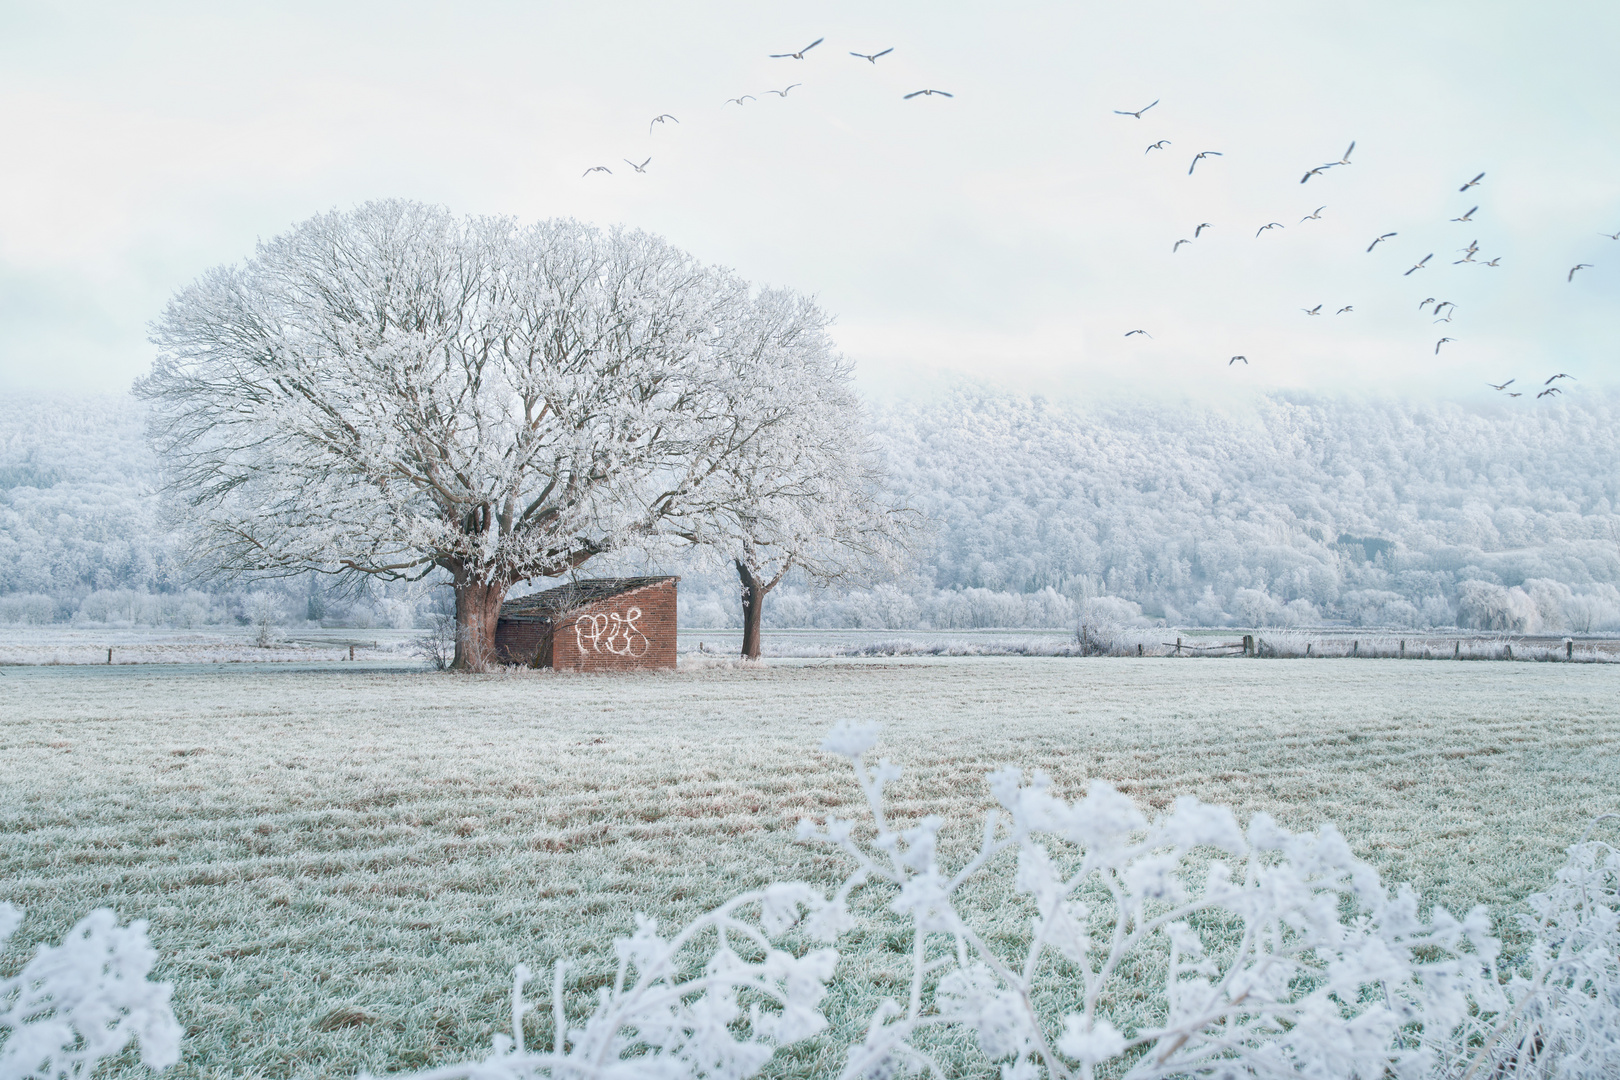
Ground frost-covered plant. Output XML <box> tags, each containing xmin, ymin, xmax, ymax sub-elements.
<box><xmin>380</xmin><ymin>730</ymin><xmax>1619</xmax><ymax>1080</ymax></box>
<box><xmin>0</xmin><ymin>904</ymin><xmax>181</xmax><ymax>1080</ymax></box>
<box><xmin>373</xmin><ymin>887</ymin><xmax>839</xmax><ymax>1080</ymax></box>
<box><xmin>415</xmin><ymin>613</ymin><xmax>457</xmax><ymax>671</ymax></box>
<box><xmin>795</xmin><ymin>722</ymin><xmax>1615</xmax><ymax>1080</ymax></box>
<box><xmin>1458</xmin><ymin>820</ymin><xmax>1620</xmax><ymax>1080</ymax></box>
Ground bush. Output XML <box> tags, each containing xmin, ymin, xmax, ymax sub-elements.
<box><xmin>371</xmin><ymin>726</ymin><xmax>1620</xmax><ymax>1080</ymax></box>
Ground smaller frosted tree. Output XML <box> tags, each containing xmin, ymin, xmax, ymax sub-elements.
<box><xmin>664</xmin><ymin>290</ymin><xmax>915</xmax><ymax>658</ymax></box>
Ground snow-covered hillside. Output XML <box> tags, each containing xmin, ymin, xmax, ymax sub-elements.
<box><xmin>4</xmin><ymin>388</ymin><xmax>1619</xmax><ymax>630</ymax></box>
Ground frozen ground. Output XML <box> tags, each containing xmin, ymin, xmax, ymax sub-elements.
<box><xmin>2</xmin><ymin>658</ymin><xmax>1618</xmax><ymax>1078</ymax></box>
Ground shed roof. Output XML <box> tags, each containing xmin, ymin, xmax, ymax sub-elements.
<box><xmin>498</xmin><ymin>576</ymin><xmax>678</xmax><ymax>623</ymax></box>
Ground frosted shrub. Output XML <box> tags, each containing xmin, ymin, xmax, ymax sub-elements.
<box><xmin>799</xmin><ymin>722</ymin><xmax>1518</xmax><ymax>1079</ymax></box>
<box><xmin>370</xmin><ymin>888</ymin><xmax>839</xmax><ymax>1080</ymax></box>
<box><xmin>371</xmin><ymin>726</ymin><xmax>1620</xmax><ymax>1079</ymax></box>
<box><xmin>0</xmin><ymin>904</ymin><xmax>181</xmax><ymax>1080</ymax></box>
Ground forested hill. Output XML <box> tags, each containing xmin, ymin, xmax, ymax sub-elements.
<box><xmin>4</xmin><ymin>389</ymin><xmax>1620</xmax><ymax>631</ymax></box>
<box><xmin>0</xmin><ymin>393</ymin><xmax>176</xmax><ymax>600</ymax></box>
<box><xmin>857</xmin><ymin>389</ymin><xmax>1620</xmax><ymax>630</ymax></box>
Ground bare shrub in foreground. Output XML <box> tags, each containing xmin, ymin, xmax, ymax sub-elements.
<box><xmin>0</xmin><ymin>904</ymin><xmax>180</xmax><ymax>1079</ymax></box>
<box><xmin>367</xmin><ymin>726</ymin><xmax>1619</xmax><ymax>1080</ymax></box>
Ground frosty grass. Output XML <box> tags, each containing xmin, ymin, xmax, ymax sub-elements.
<box><xmin>1</xmin><ymin>657</ymin><xmax>1616</xmax><ymax>1078</ymax></box>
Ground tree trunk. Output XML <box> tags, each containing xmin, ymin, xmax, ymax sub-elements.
<box><xmin>736</xmin><ymin>560</ymin><xmax>770</xmax><ymax>660</ymax></box>
<box><xmin>452</xmin><ymin>574</ymin><xmax>510</xmax><ymax>672</ymax></box>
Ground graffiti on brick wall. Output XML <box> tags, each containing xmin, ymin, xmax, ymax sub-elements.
<box><xmin>572</xmin><ymin>606</ymin><xmax>650</xmax><ymax>658</ymax></box>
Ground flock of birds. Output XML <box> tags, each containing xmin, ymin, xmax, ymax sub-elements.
<box><xmin>578</xmin><ymin>37</ymin><xmax>949</xmax><ymax>179</ymax></box>
<box><xmin>576</xmin><ymin>44</ymin><xmax>1598</xmax><ymax>400</ymax></box>
<box><xmin>1112</xmin><ymin>100</ymin><xmax>1606</xmax><ymax>396</ymax></box>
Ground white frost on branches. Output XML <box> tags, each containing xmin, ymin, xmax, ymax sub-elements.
<box><xmin>797</xmin><ymin>720</ymin><xmax>1620</xmax><ymax>1080</ymax></box>
<box><xmin>654</xmin><ymin>289</ymin><xmax>916</xmax><ymax>655</ymax></box>
<box><xmin>137</xmin><ymin>201</ymin><xmax>848</xmax><ymax>666</ymax></box>
<box><xmin>0</xmin><ymin>905</ymin><xmax>181</xmax><ymax>1080</ymax></box>
<box><xmin>368</xmin><ymin>888</ymin><xmax>839</xmax><ymax>1080</ymax></box>
<box><xmin>377</xmin><ymin>726</ymin><xmax>1619</xmax><ymax>1080</ymax></box>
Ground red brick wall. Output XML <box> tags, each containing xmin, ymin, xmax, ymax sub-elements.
<box><xmin>550</xmin><ymin>580</ymin><xmax>677</xmax><ymax>672</ymax></box>
<box><xmin>494</xmin><ymin>619</ymin><xmax>553</xmax><ymax>667</ymax></box>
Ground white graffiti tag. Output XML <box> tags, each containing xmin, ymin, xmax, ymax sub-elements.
<box><xmin>572</xmin><ymin>606</ymin><xmax>650</xmax><ymax>658</ymax></box>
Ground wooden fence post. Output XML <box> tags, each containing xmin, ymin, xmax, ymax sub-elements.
<box><xmin>1137</xmin><ymin>643</ymin><xmax>1143</xmax><ymax>656</ymax></box>
<box><xmin>1399</xmin><ymin>639</ymin><xmax>1405</xmax><ymax>658</ymax></box>
<box><xmin>107</xmin><ymin>647</ymin><xmax>113</xmax><ymax>664</ymax></box>
<box><xmin>1175</xmin><ymin>637</ymin><xmax>1182</xmax><ymax>656</ymax></box>
<box><xmin>349</xmin><ymin>644</ymin><xmax>355</xmax><ymax>661</ymax></box>
<box><xmin>1505</xmin><ymin>644</ymin><xmax>1513</xmax><ymax>661</ymax></box>
<box><xmin>1567</xmin><ymin>639</ymin><xmax>1574</xmax><ymax>660</ymax></box>
<box><xmin>1306</xmin><ymin>643</ymin><xmax>1312</xmax><ymax>657</ymax></box>
<box><xmin>1454</xmin><ymin>641</ymin><xmax>1460</xmax><ymax>660</ymax></box>
<box><xmin>1242</xmin><ymin>634</ymin><xmax>1254</xmax><ymax>656</ymax></box>
<box><xmin>1352</xmin><ymin>640</ymin><xmax>1359</xmax><ymax>657</ymax></box>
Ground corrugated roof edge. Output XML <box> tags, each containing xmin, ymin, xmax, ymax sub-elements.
<box><xmin>498</xmin><ymin>576</ymin><xmax>679</xmax><ymax>621</ymax></box>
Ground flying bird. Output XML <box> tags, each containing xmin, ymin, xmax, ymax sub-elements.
<box><xmin>1603</xmin><ymin>230</ymin><xmax>1620</xmax><ymax>240</ymax></box>
<box><xmin>1507</xmin><ymin>392</ymin><xmax>1523</xmax><ymax>397</ymax></box>
<box><xmin>770</xmin><ymin>38</ymin><xmax>823</xmax><ymax>59</ymax></box>
<box><xmin>1335</xmin><ymin>141</ymin><xmax>1355</xmax><ymax>164</ymax></box>
<box><xmin>1229</xmin><ymin>356</ymin><xmax>1248</xmax><ymax>365</ymax></box>
<box><xmin>581</xmin><ymin>165</ymin><xmax>611</xmax><ymax>176</ymax></box>
<box><xmin>1256</xmin><ymin>222</ymin><xmax>1284</xmax><ymax>236</ymax></box>
<box><xmin>724</xmin><ymin>95</ymin><xmax>756</xmax><ymax>106</ymax></box>
<box><xmin>1404</xmin><ymin>254</ymin><xmax>1434</xmax><ymax>275</ymax></box>
<box><xmin>1459</xmin><ymin>239</ymin><xmax>1479</xmax><ymax>256</ymax></box>
<box><xmin>1367</xmin><ymin>232</ymin><xmax>1397</xmax><ymax>252</ymax></box>
<box><xmin>764</xmin><ymin>84</ymin><xmax>802</xmax><ymax>97</ymax></box>
<box><xmin>1433</xmin><ymin>301</ymin><xmax>1456</xmax><ymax>315</ymax></box>
<box><xmin>1418</xmin><ymin>297</ymin><xmax>1436</xmax><ymax>310</ymax></box>
<box><xmin>1459</xmin><ymin>172</ymin><xmax>1485</xmax><ymax>191</ymax></box>
<box><xmin>1114</xmin><ymin>99</ymin><xmax>1159</xmax><ymax>118</ymax></box>
<box><xmin>1301</xmin><ymin>206</ymin><xmax>1327</xmax><ymax>221</ymax></box>
<box><xmin>1483</xmin><ymin>257</ymin><xmax>1501</xmax><ymax>266</ymax></box>
<box><xmin>1538</xmin><ymin>387</ymin><xmax>1562</xmax><ymax>399</ymax></box>
<box><xmin>1435</xmin><ymin>337</ymin><xmax>1455</xmax><ymax>354</ymax></box>
<box><xmin>1146</xmin><ymin>140</ymin><xmax>1171</xmax><ymax>153</ymax></box>
<box><xmin>624</xmin><ymin>157</ymin><xmax>651</xmax><ymax>173</ymax></box>
<box><xmin>1173</xmin><ymin>239</ymin><xmax>1191</xmax><ymax>252</ymax></box>
<box><xmin>1545</xmin><ymin>373</ymin><xmax>1576</xmax><ymax>384</ymax></box>
<box><xmin>903</xmin><ymin>88</ymin><xmax>954</xmax><ymax>98</ymax></box>
<box><xmin>849</xmin><ymin>47</ymin><xmax>893</xmax><ymax>63</ymax></box>
<box><xmin>1337</xmin><ymin>306</ymin><xmax>1354</xmax><ymax>314</ymax></box>
<box><xmin>648</xmin><ymin>114</ymin><xmax>679</xmax><ymax>134</ymax></box>
<box><xmin>1452</xmin><ymin>206</ymin><xmax>1478</xmax><ymax>222</ymax></box>
<box><xmin>1188</xmin><ymin>151</ymin><xmax>1223</xmax><ymax>175</ymax></box>
<box><xmin>1124</xmin><ymin>329</ymin><xmax>1152</xmax><ymax>338</ymax></box>
<box><xmin>1569</xmin><ymin>263</ymin><xmax>1592</xmax><ymax>281</ymax></box>
<box><xmin>1487</xmin><ymin>379</ymin><xmax>1515</xmax><ymax>391</ymax></box>
<box><xmin>1195</xmin><ymin>222</ymin><xmax>1213</xmax><ymax>237</ymax></box>
<box><xmin>1302</xmin><ymin>304</ymin><xmax>1323</xmax><ymax>315</ymax></box>
<box><xmin>1300</xmin><ymin>165</ymin><xmax>1331</xmax><ymax>184</ymax></box>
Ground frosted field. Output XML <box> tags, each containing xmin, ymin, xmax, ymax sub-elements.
<box><xmin>3</xmin><ymin>658</ymin><xmax>1618</xmax><ymax>1078</ymax></box>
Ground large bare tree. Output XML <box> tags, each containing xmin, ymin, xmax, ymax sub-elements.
<box><xmin>138</xmin><ymin>200</ymin><xmax>816</xmax><ymax>668</ymax></box>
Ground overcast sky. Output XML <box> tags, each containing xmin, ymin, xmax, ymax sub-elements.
<box><xmin>1</xmin><ymin>1</ymin><xmax>1616</xmax><ymax>403</ymax></box>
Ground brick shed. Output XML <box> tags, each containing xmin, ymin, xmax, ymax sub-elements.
<box><xmin>493</xmin><ymin>576</ymin><xmax>678</xmax><ymax>672</ymax></box>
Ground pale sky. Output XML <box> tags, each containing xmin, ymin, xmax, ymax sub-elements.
<box><xmin>1</xmin><ymin>1</ymin><xmax>1616</xmax><ymax>402</ymax></box>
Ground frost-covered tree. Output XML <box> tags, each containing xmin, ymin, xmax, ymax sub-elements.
<box><xmin>660</xmin><ymin>290</ymin><xmax>914</xmax><ymax>658</ymax></box>
<box><xmin>137</xmin><ymin>201</ymin><xmax>818</xmax><ymax>668</ymax></box>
